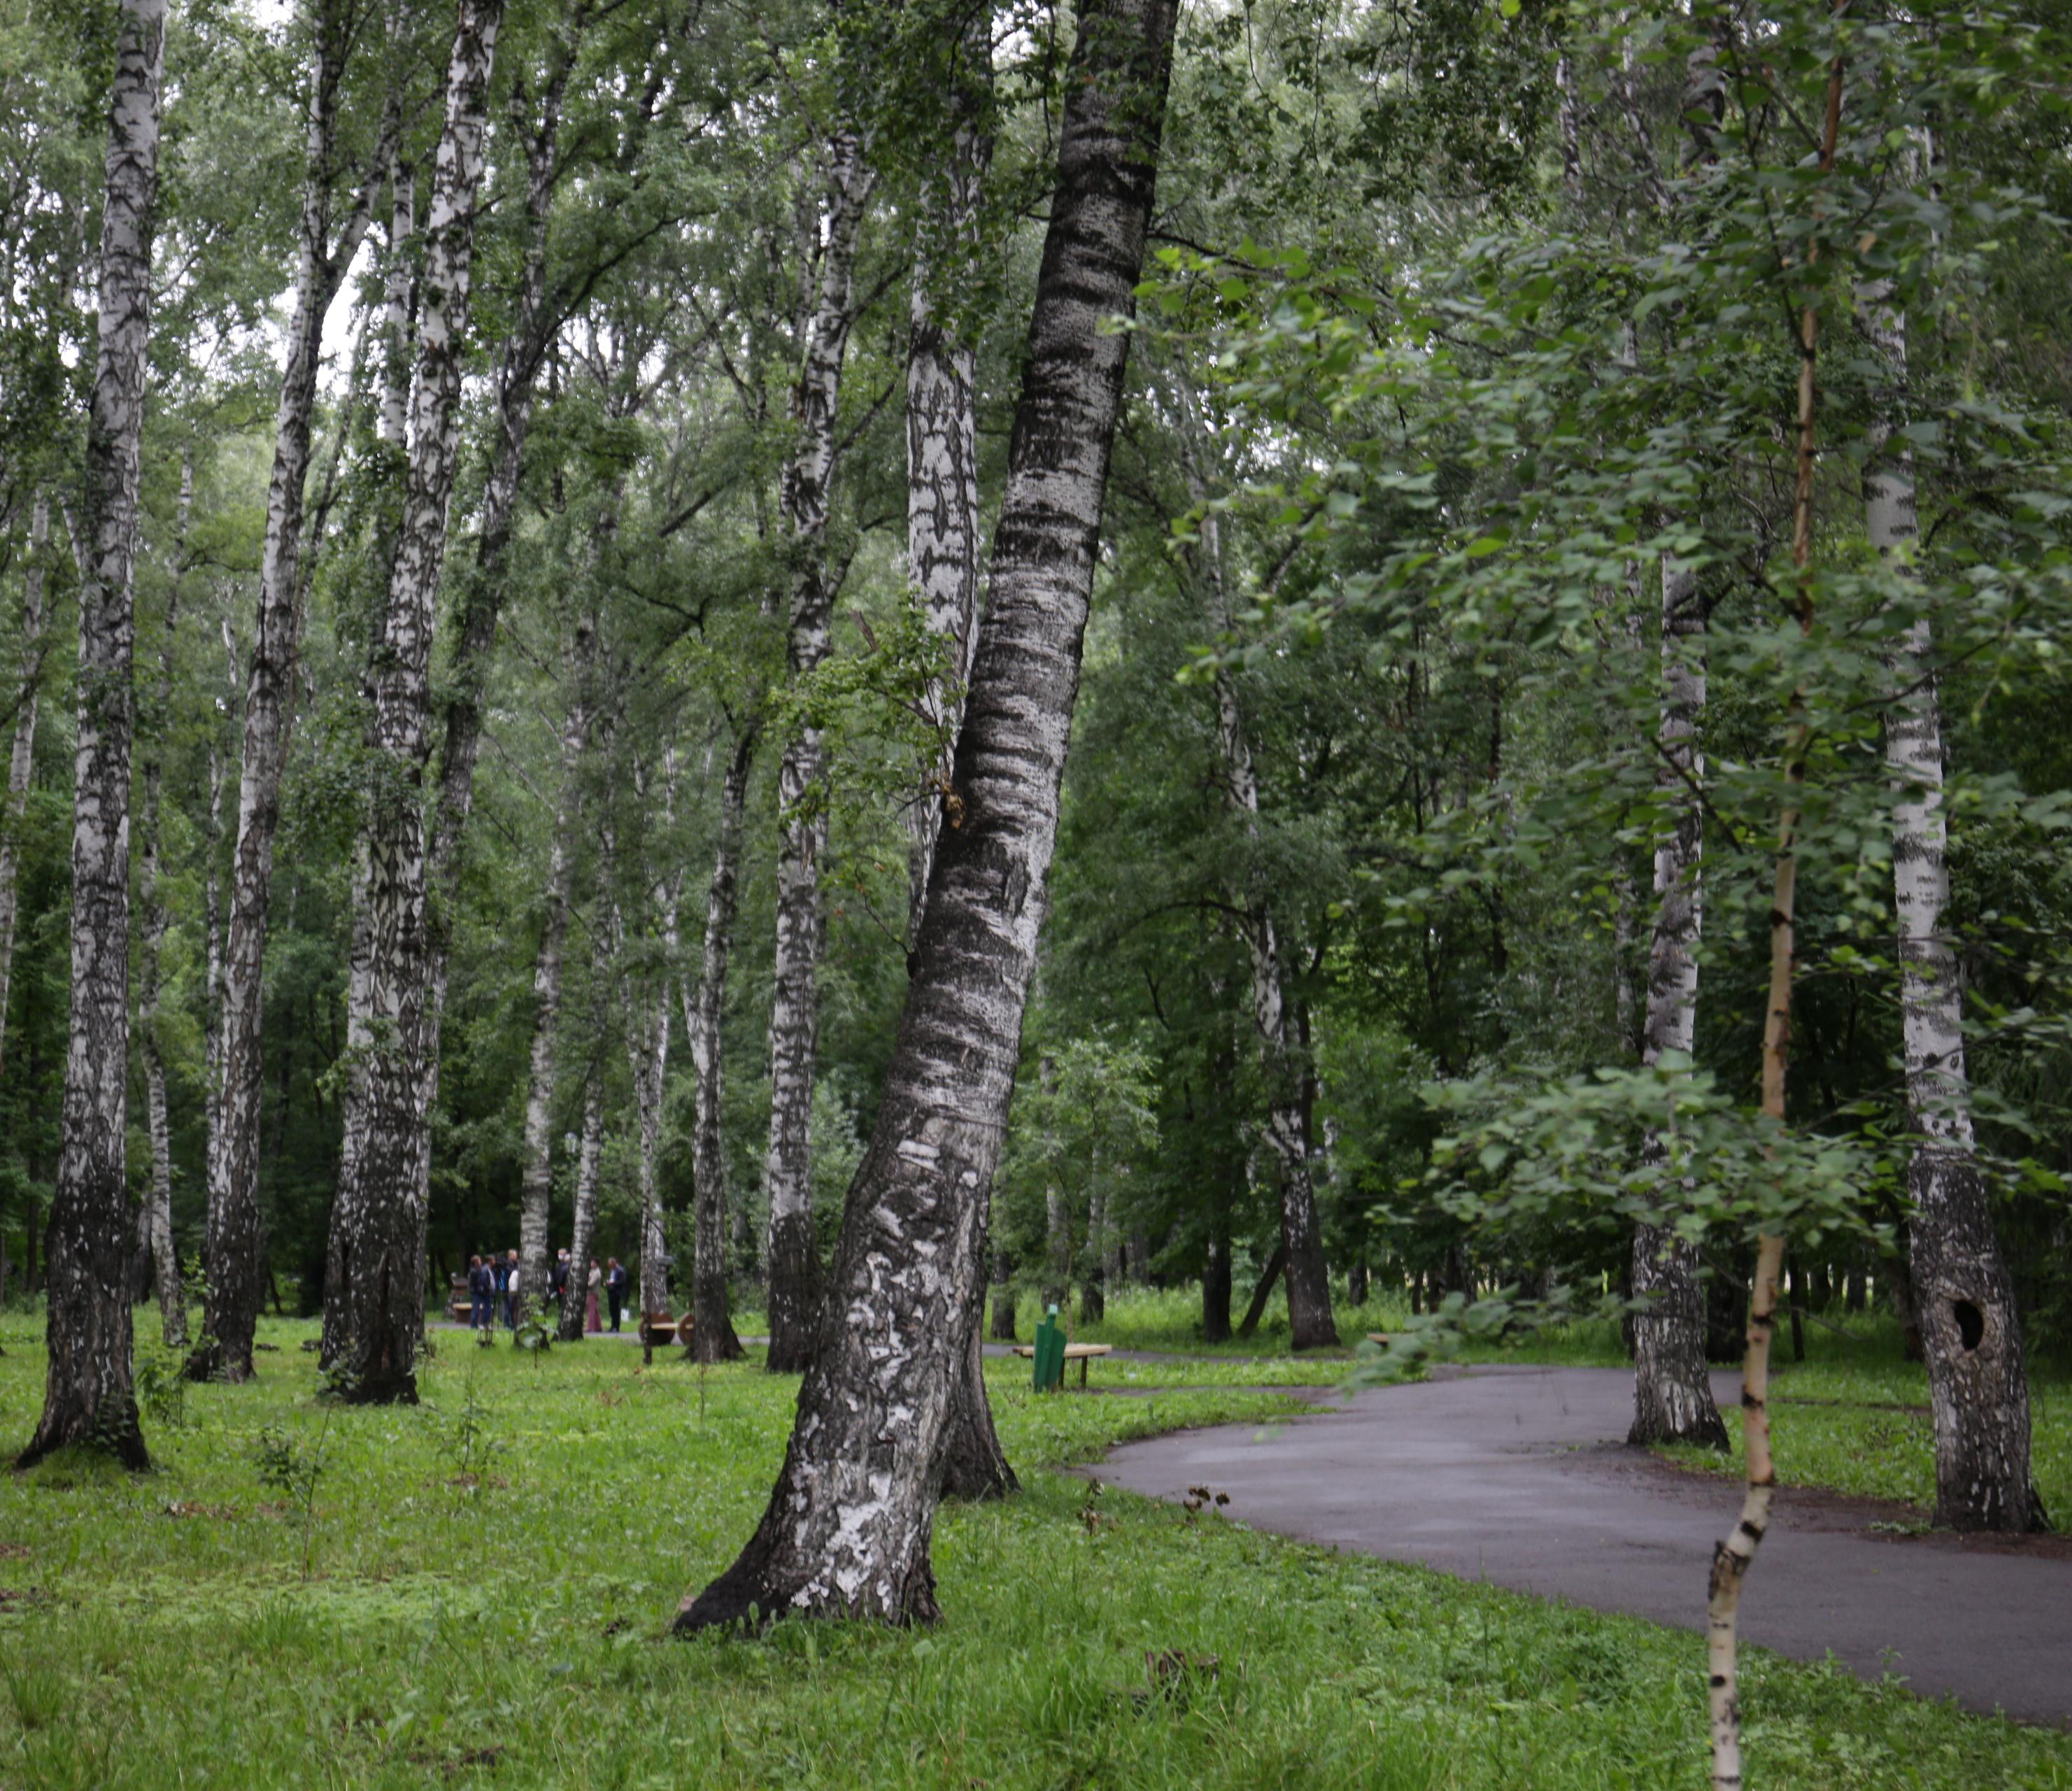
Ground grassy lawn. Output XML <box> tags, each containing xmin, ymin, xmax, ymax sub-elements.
<box><xmin>2</xmin><ymin>1317</ymin><xmax>2066</xmax><ymax>1790</ymax></box>
<box><xmin>1654</xmin><ymin>1320</ymin><xmax>2072</xmax><ymax>1522</ymax></box>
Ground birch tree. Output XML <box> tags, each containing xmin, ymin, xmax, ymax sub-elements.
<box><xmin>1865</xmin><ymin>263</ymin><xmax>2039</xmax><ymax>1532</ymax></box>
<box><xmin>20</xmin><ymin>0</ymin><xmax>166</xmax><ymax>1470</ymax></box>
<box><xmin>763</xmin><ymin>123</ymin><xmax>874</xmax><ymax>1373</ymax></box>
<box><xmin>197</xmin><ymin>0</ymin><xmax>394</xmax><ymax>1383</ymax></box>
<box><xmin>323</xmin><ymin>0</ymin><xmax>506</xmax><ymax>1405</ymax></box>
<box><xmin>676</xmin><ymin>0</ymin><xmax>1178</xmax><ymax>1629</ymax></box>
<box><xmin>0</xmin><ymin>494</ymin><xmax>52</xmax><ymax>1088</ymax></box>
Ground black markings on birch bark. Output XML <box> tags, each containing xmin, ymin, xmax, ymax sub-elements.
<box><xmin>764</xmin><ymin>125</ymin><xmax>874</xmax><ymax>1375</ymax></box>
<box><xmin>324</xmin><ymin>0</ymin><xmax>506</xmax><ymax>1406</ymax></box>
<box><xmin>200</xmin><ymin>5</ymin><xmax>392</xmax><ymax>1385</ymax></box>
<box><xmin>623</xmin><ymin>753</ymin><xmax>684</xmax><ymax>1329</ymax></box>
<box><xmin>676</xmin><ymin>0</ymin><xmax>1177</xmax><ymax>1631</ymax></box>
<box><xmin>557</xmin><ymin>851</ymin><xmax>618</xmax><ymax>1344</ymax></box>
<box><xmin>1864</xmin><ymin>268</ymin><xmax>2038</xmax><ymax>1531</ymax></box>
<box><xmin>681</xmin><ymin>725</ymin><xmax>755</xmax><ymax>1362</ymax></box>
<box><xmin>21</xmin><ymin>0</ymin><xmax>166</xmax><ymax>1471</ymax></box>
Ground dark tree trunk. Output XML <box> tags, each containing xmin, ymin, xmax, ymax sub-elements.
<box><xmin>675</xmin><ymin>0</ymin><xmax>1175</xmax><ymax>1629</ymax></box>
<box><xmin>1235</xmin><ymin>1242</ymin><xmax>1285</xmax><ymax>1341</ymax></box>
<box><xmin>1703</xmin><ymin>1250</ymin><xmax>1744</xmax><ymax>1364</ymax></box>
<box><xmin>0</xmin><ymin>493</ymin><xmax>51</xmax><ymax>1086</ymax></box>
<box><xmin>20</xmin><ymin>0</ymin><xmax>166</xmax><ymax>1471</ymax></box>
<box><xmin>988</xmin><ymin>1249</ymin><xmax>1016</xmax><ymax>1341</ymax></box>
<box><xmin>322</xmin><ymin>0</ymin><xmax>505</xmax><ymax>1405</ymax></box>
<box><xmin>939</xmin><ymin>1267</ymin><xmax>1016</xmax><ymax>1503</ymax></box>
<box><xmin>1200</xmin><ymin>1221</ymin><xmax>1232</xmax><ymax>1344</ymax></box>
<box><xmin>681</xmin><ymin>726</ymin><xmax>753</xmax><ymax>1363</ymax></box>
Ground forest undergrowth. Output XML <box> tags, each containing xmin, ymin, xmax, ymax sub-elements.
<box><xmin>3</xmin><ymin>1317</ymin><xmax>2067</xmax><ymax>1790</ymax></box>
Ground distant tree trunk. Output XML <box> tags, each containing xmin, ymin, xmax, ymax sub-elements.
<box><xmin>198</xmin><ymin>0</ymin><xmax>385</xmax><ymax>1387</ymax></box>
<box><xmin>1864</xmin><ymin>275</ymin><xmax>2038</xmax><ymax>1532</ymax></box>
<box><xmin>625</xmin><ymin>760</ymin><xmax>683</xmax><ymax>1328</ymax></box>
<box><xmin>1628</xmin><ymin>558</ymin><xmax>1728</xmax><ymax>1450</ymax></box>
<box><xmin>1201</xmin><ymin>1226</ymin><xmax>1232</xmax><ymax>1342</ymax></box>
<box><xmin>20</xmin><ymin>0</ymin><xmax>166</xmax><ymax>1471</ymax></box>
<box><xmin>1186</xmin><ymin>458</ymin><xmax>1336</xmax><ymax>1352</ymax></box>
<box><xmin>516</xmin><ymin>601</ymin><xmax>599</xmax><ymax>1329</ymax></box>
<box><xmin>1235</xmin><ymin>1241</ymin><xmax>1286</xmax><ymax>1340</ymax></box>
<box><xmin>1081</xmin><ymin>1180</ymin><xmax>1107</xmax><ymax>1324</ymax></box>
<box><xmin>676</xmin><ymin>0</ymin><xmax>1176</xmax><ymax>1629</ymax></box>
<box><xmin>681</xmin><ymin>725</ymin><xmax>753</xmax><ymax>1362</ymax></box>
<box><xmin>136</xmin><ymin>448</ymin><xmax>191</xmax><ymax>1350</ymax></box>
<box><xmin>987</xmin><ymin>1248</ymin><xmax>1016</xmax><ymax>1341</ymax></box>
<box><xmin>764</xmin><ymin>126</ymin><xmax>873</xmax><ymax>1375</ymax></box>
<box><xmin>0</xmin><ymin>494</ymin><xmax>51</xmax><ymax>1087</ymax></box>
<box><xmin>323</xmin><ymin>0</ymin><xmax>505</xmax><ymax>1406</ymax></box>
<box><xmin>562</xmin><ymin>1079</ymin><xmax>605</xmax><ymax>1338</ymax></box>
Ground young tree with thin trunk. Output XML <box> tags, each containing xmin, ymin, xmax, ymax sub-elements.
<box><xmin>198</xmin><ymin>0</ymin><xmax>392</xmax><ymax>1384</ymax></box>
<box><xmin>20</xmin><ymin>0</ymin><xmax>167</xmax><ymax>1471</ymax></box>
<box><xmin>1708</xmin><ymin>32</ymin><xmax>1843</xmax><ymax>1790</ymax></box>
<box><xmin>557</xmin><ymin>860</ymin><xmax>618</xmax><ymax>1344</ymax></box>
<box><xmin>136</xmin><ymin>446</ymin><xmax>192</xmax><ymax>1349</ymax></box>
<box><xmin>1864</xmin><ymin>265</ymin><xmax>2039</xmax><ymax>1531</ymax></box>
<box><xmin>676</xmin><ymin>0</ymin><xmax>1177</xmax><ymax>1629</ymax></box>
<box><xmin>324</xmin><ymin>0</ymin><xmax>506</xmax><ymax>1405</ymax></box>
<box><xmin>763</xmin><ymin>124</ymin><xmax>874</xmax><ymax>1374</ymax></box>
<box><xmin>681</xmin><ymin>722</ymin><xmax>753</xmax><ymax>1361</ymax></box>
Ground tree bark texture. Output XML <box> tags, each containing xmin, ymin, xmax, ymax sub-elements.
<box><xmin>0</xmin><ymin>494</ymin><xmax>51</xmax><ymax>1089</ymax></box>
<box><xmin>556</xmin><ymin>893</ymin><xmax>616</xmax><ymax>1344</ymax></box>
<box><xmin>21</xmin><ymin>0</ymin><xmax>166</xmax><ymax>1471</ymax></box>
<box><xmin>1628</xmin><ymin>558</ymin><xmax>1726</xmax><ymax>1449</ymax></box>
<box><xmin>1865</xmin><ymin>286</ymin><xmax>2038</xmax><ymax>1531</ymax></box>
<box><xmin>324</xmin><ymin>0</ymin><xmax>505</xmax><ymax>1406</ymax></box>
<box><xmin>516</xmin><ymin>604</ymin><xmax>599</xmax><ymax>1327</ymax></box>
<box><xmin>624</xmin><ymin>764</ymin><xmax>683</xmax><ymax>1327</ymax></box>
<box><xmin>764</xmin><ymin>126</ymin><xmax>873</xmax><ymax>1375</ymax></box>
<box><xmin>199</xmin><ymin>5</ymin><xmax>383</xmax><ymax>1384</ymax></box>
<box><xmin>903</xmin><ymin>22</ymin><xmax>993</xmax><ymax>940</ymax></box>
<box><xmin>681</xmin><ymin>725</ymin><xmax>754</xmax><ymax>1362</ymax></box>
<box><xmin>675</xmin><ymin>0</ymin><xmax>1176</xmax><ymax>1629</ymax></box>
<box><xmin>136</xmin><ymin>448</ymin><xmax>192</xmax><ymax>1349</ymax></box>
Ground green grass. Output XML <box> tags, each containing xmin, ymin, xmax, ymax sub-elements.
<box><xmin>3</xmin><ymin>1316</ymin><xmax>2066</xmax><ymax>1789</ymax></box>
<box><xmin>1653</xmin><ymin>1320</ymin><xmax>2072</xmax><ymax>1522</ymax></box>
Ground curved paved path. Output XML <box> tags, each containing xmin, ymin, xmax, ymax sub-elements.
<box><xmin>1097</xmin><ymin>1364</ymin><xmax>2072</xmax><ymax>1727</ymax></box>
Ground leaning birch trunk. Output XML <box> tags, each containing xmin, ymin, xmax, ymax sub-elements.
<box><xmin>676</xmin><ymin>0</ymin><xmax>1177</xmax><ymax>1629</ymax></box>
<box><xmin>200</xmin><ymin>3</ymin><xmax>383</xmax><ymax>1384</ymax></box>
<box><xmin>763</xmin><ymin>127</ymin><xmax>873</xmax><ymax>1374</ymax></box>
<box><xmin>1628</xmin><ymin>558</ymin><xmax>1727</xmax><ymax>1448</ymax></box>
<box><xmin>20</xmin><ymin>0</ymin><xmax>166</xmax><ymax>1471</ymax></box>
<box><xmin>680</xmin><ymin>724</ymin><xmax>755</xmax><ymax>1362</ymax></box>
<box><xmin>0</xmin><ymin>494</ymin><xmax>52</xmax><ymax>1089</ymax></box>
<box><xmin>323</xmin><ymin>0</ymin><xmax>505</xmax><ymax>1406</ymax></box>
<box><xmin>516</xmin><ymin>603</ymin><xmax>600</xmax><ymax>1330</ymax></box>
<box><xmin>1188</xmin><ymin>462</ymin><xmax>1337</xmax><ymax>1350</ymax></box>
<box><xmin>1708</xmin><ymin>44</ymin><xmax>1843</xmax><ymax>1790</ymax></box>
<box><xmin>136</xmin><ymin>448</ymin><xmax>192</xmax><ymax>1348</ymax></box>
<box><xmin>557</xmin><ymin>873</ymin><xmax>619</xmax><ymax>1344</ymax></box>
<box><xmin>1864</xmin><ymin>278</ymin><xmax>2038</xmax><ymax>1531</ymax></box>
<box><xmin>904</xmin><ymin>24</ymin><xmax>1014</xmax><ymax>1501</ymax></box>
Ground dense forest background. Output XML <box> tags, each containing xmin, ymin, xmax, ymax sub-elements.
<box><xmin>3</xmin><ymin>0</ymin><xmax>2070</xmax><ymax>1373</ymax></box>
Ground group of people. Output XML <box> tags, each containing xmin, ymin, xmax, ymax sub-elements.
<box><xmin>463</xmin><ymin>1250</ymin><xmax>632</xmax><ymax>1336</ymax></box>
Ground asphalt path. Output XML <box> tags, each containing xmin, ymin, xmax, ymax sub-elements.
<box><xmin>1095</xmin><ymin>1364</ymin><xmax>2072</xmax><ymax>1727</ymax></box>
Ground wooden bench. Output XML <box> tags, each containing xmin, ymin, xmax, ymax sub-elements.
<box><xmin>448</xmin><ymin>1300</ymin><xmax>474</xmax><ymax>1324</ymax></box>
<box><xmin>1010</xmin><ymin>1341</ymin><xmax>1113</xmax><ymax>1387</ymax></box>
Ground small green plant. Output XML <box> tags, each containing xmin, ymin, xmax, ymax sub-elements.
<box><xmin>512</xmin><ymin>1315</ymin><xmax>551</xmax><ymax>1361</ymax></box>
<box><xmin>133</xmin><ymin>1344</ymin><xmax>188</xmax><ymax>1429</ymax></box>
<box><xmin>253</xmin><ymin>1413</ymin><xmax>330</xmax><ymax>1580</ymax></box>
<box><xmin>450</xmin><ymin>1371</ymin><xmax>502</xmax><ymax>1484</ymax></box>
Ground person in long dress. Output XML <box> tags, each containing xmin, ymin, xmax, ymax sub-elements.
<box><xmin>585</xmin><ymin>1259</ymin><xmax>602</xmax><ymax>1333</ymax></box>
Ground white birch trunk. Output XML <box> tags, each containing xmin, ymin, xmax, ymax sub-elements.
<box><xmin>763</xmin><ymin>126</ymin><xmax>873</xmax><ymax>1373</ymax></box>
<box><xmin>22</xmin><ymin>0</ymin><xmax>166</xmax><ymax>1470</ymax></box>
<box><xmin>1628</xmin><ymin>558</ymin><xmax>1728</xmax><ymax>1448</ymax></box>
<box><xmin>203</xmin><ymin>0</ymin><xmax>390</xmax><ymax>1378</ymax></box>
<box><xmin>1866</xmin><ymin>281</ymin><xmax>2037</xmax><ymax>1531</ymax></box>
<box><xmin>677</xmin><ymin>0</ymin><xmax>1177</xmax><ymax>1629</ymax></box>
<box><xmin>324</xmin><ymin>0</ymin><xmax>505</xmax><ymax>1404</ymax></box>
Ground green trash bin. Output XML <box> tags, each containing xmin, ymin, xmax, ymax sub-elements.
<box><xmin>1033</xmin><ymin>1304</ymin><xmax>1067</xmax><ymax>1393</ymax></box>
